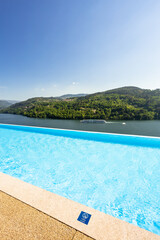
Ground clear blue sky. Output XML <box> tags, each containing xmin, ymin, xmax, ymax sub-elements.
<box><xmin>0</xmin><ymin>0</ymin><xmax>160</xmax><ymax>100</ymax></box>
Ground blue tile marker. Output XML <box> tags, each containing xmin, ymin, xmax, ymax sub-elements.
<box><xmin>77</xmin><ymin>211</ymin><xmax>91</xmax><ymax>225</ymax></box>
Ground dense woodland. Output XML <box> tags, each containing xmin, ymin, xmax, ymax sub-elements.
<box><xmin>1</xmin><ymin>87</ymin><xmax>160</xmax><ymax>120</ymax></box>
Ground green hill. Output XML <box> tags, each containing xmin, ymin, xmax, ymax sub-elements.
<box><xmin>1</xmin><ymin>86</ymin><xmax>160</xmax><ymax>120</ymax></box>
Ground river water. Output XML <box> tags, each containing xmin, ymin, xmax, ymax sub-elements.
<box><xmin>0</xmin><ymin>113</ymin><xmax>160</xmax><ymax>137</ymax></box>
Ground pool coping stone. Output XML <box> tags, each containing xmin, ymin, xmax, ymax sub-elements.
<box><xmin>0</xmin><ymin>172</ymin><xmax>159</xmax><ymax>240</ymax></box>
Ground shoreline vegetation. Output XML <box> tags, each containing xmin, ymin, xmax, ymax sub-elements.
<box><xmin>1</xmin><ymin>86</ymin><xmax>160</xmax><ymax>120</ymax></box>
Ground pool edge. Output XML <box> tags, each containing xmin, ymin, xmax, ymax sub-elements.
<box><xmin>1</xmin><ymin>122</ymin><xmax>160</xmax><ymax>139</ymax></box>
<box><xmin>0</xmin><ymin>172</ymin><xmax>159</xmax><ymax>240</ymax></box>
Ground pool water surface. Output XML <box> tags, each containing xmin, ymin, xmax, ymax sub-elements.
<box><xmin>0</xmin><ymin>124</ymin><xmax>160</xmax><ymax>235</ymax></box>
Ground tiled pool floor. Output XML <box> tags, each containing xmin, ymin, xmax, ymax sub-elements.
<box><xmin>0</xmin><ymin>191</ymin><xmax>94</xmax><ymax>240</ymax></box>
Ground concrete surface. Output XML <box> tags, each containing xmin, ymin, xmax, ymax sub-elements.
<box><xmin>0</xmin><ymin>191</ymin><xmax>94</xmax><ymax>240</ymax></box>
<box><xmin>0</xmin><ymin>172</ymin><xmax>160</xmax><ymax>240</ymax></box>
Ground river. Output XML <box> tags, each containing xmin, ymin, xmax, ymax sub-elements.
<box><xmin>0</xmin><ymin>113</ymin><xmax>160</xmax><ymax>137</ymax></box>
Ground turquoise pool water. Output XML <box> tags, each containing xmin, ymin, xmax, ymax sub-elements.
<box><xmin>0</xmin><ymin>124</ymin><xmax>160</xmax><ymax>235</ymax></box>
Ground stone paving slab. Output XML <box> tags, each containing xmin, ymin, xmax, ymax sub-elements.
<box><xmin>0</xmin><ymin>191</ymin><xmax>94</xmax><ymax>240</ymax></box>
<box><xmin>0</xmin><ymin>172</ymin><xmax>160</xmax><ymax>240</ymax></box>
<box><xmin>73</xmin><ymin>231</ymin><xmax>94</xmax><ymax>240</ymax></box>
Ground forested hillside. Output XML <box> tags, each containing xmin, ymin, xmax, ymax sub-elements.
<box><xmin>1</xmin><ymin>87</ymin><xmax>160</xmax><ymax>120</ymax></box>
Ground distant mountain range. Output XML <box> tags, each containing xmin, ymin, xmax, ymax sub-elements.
<box><xmin>56</xmin><ymin>93</ymin><xmax>87</xmax><ymax>99</ymax></box>
<box><xmin>0</xmin><ymin>100</ymin><xmax>19</xmax><ymax>109</ymax></box>
<box><xmin>0</xmin><ymin>95</ymin><xmax>86</xmax><ymax>109</ymax></box>
<box><xmin>1</xmin><ymin>86</ymin><xmax>160</xmax><ymax>120</ymax></box>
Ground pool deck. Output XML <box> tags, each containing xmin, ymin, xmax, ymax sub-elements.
<box><xmin>0</xmin><ymin>172</ymin><xmax>160</xmax><ymax>240</ymax></box>
<box><xmin>0</xmin><ymin>191</ymin><xmax>93</xmax><ymax>240</ymax></box>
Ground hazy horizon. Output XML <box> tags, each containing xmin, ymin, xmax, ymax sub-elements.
<box><xmin>1</xmin><ymin>85</ymin><xmax>160</xmax><ymax>102</ymax></box>
<box><xmin>0</xmin><ymin>0</ymin><xmax>160</xmax><ymax>100</ymax></box>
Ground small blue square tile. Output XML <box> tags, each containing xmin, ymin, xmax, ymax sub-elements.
<box><xmin>77</xmin><ymin>211</ymin><xmax>91</xmax><ymax>225</ymax></box>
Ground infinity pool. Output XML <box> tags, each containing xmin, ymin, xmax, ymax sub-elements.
<box><xmin>0</xmin><ymin>124</ymin><xmax>160</xmax><ymax>235</ymax></box>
